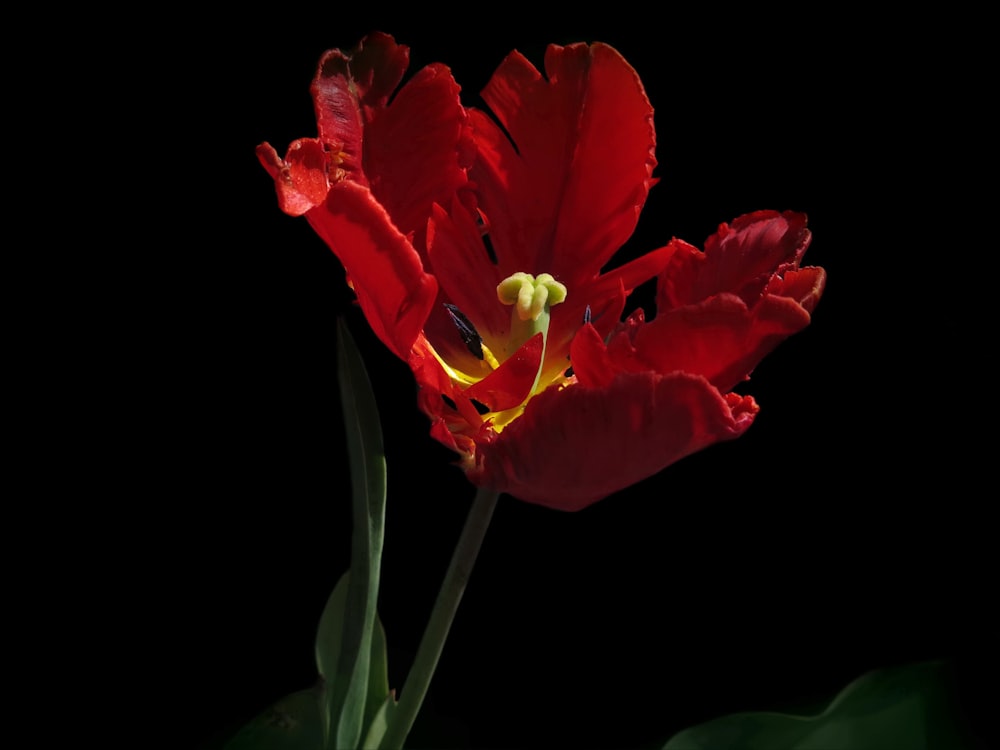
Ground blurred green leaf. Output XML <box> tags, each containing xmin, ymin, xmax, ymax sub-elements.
<box><xmin>315</xmin><ymin>573</ymin><xmax>350</xmax><ymax>687</ymax></box>
<box><xmin>364</xmin><ymin>618</ymin><xmax>391</xmax><ymax>731</ymax></box>
<box><xmin>362</xmin><ymin>694</ymin><xmax>399</xmax><ymax>750</ymax></box>
<box><xmin>223</xmin><ymin>689</ymin><xmax>323</xmax><ymax>750</ymax></box>
<box><xmin>662</xmin><ymin>661</ymin><xmax>975</xmax><ymax>750</ymax></box>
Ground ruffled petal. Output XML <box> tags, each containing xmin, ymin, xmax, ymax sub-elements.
<box><xmin>310</xmin><ymin>49</ymin><xmax>368</xmax><ymax>185</ymax></box>
<box><xmin>470</xmin><ymin>43</ymin><xmax>655</xmax><ymax>283</ymax></box>
<box><xmin>364</xmin><ymin>63</ymin><xmax>472</xmax><ymax>248</ymax></box>
<box><xmin>256</xmin><ymin>138</ymin><xmax>330</xmax><ymax>217</ymax></box>
<box><xmin>332</xmin><ymin>32</ymin><xmax>409</xmax><ymax>113</ymax></box>
<box><xmin>769</xmin><ymin>266</ymin><xmax>826</xmax><ymax>315</ymax></box>
<box><xmin>657</xmin><ymin>210</ymin><xmax>811</xmax><ymax>310</ymax></box>
<box><xmin>305</xmin><ymin>181</ymin><xmax>438</xmax><ymax>359</ymax></box>
<box><xmin>630</xmin><ymin>292</ymin><xmax>814</xmax><ymax>392</ymax></box>
<box><xmin>310</xmin><ymin>33</ymin><xmax>410</xmax><ymax>183</ymax></box>
<box><xmin>469</xmin><ymin>372</ymin><xmax>759</xmax><ymax>510</ymax></box>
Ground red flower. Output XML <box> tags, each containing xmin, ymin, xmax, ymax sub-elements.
<box><xmin>258</xmin><ymin>34</ymin><xmax>826</xmax><ymax>511</ymax></box>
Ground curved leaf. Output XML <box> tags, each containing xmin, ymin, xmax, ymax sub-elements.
<box><xmin>662</xmin><ymin>661</ymin><xmax>975</xmax><ymax>750</ymax></box>
<box><xmin>223</xmin><ymin>688</ymin><xmax>323</xmax><ymax>750</ymax></box>
<box><xmin>314</xmin><ymin>318</ymin><xmax>388</xmax><ymax>749</ymax></box>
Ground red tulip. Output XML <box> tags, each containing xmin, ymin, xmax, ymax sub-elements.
<box><xmin>258</xmin><ymin>33</ymin><xmax>825</xmax><ymax>511</ymax></box>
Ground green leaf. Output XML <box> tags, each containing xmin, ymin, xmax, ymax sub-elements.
<box><xmin>314</xmin><ymin>572</ymin><xmax>394</xmax><ymax>737</ymax></box>
<box><xmin>315</xmin><ymin>573</ymin><xmax>350</xmax><ymax>687</ymax></box>
<box><xmin>223</xmin><ymin>688</ymin><xmax>324</xmax><ymax>750</ymax></box>
<box><xmin>314</xmin><ymin>318</ymin><xmax>388</xmax><ymax>750</ymax></box>
<box><xmin>364</xmin><ymin>617</ymin><xmax>391</xmax><ymax>732</ymax></box>
<box><xmin>662</xmin><ymin>661</ymin><xmax>974</xmax><ymax>750</ymax></box>
<box><xmin>361</xmin><ymin>694</ymin><xmax>399</xmax><ymax>750</ymax></box>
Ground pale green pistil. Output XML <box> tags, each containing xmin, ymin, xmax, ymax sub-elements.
<box><xmin>498</xmin><ymin>272</ymin><xmax>568</xmax><ymax>322</ymax></box>
<box><xmin>497</xmin><ymin>272</ymin><xmax>567</xmax><ymax>353</ymax></box>
<box><xmin>494</xmin><ymin>272</ymin><xmax>568</xmax><ymax>406</ymax></box>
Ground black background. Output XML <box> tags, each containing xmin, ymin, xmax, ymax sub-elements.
<box><xmin>152</xmin><ymin>8</ymin><xmax>992</xmax><ymax>749</ymax></box>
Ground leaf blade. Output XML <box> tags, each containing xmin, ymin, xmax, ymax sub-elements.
<box><xmin>315</xmin><ymin>319</ymin><xmax>388</xmax><ymax>749</ymax></box>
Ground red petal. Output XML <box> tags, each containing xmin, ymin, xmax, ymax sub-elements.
<box><xmin>305</xmin><ymin>181</ymin><xmax>437</xmax><ymax>359</ymax></box>
<box><xmin>769</xmin><ymin>266</ymin><xmax>827</xmax><ymax>315</ymax></box>
<box><xmin>465</xmin><ymin>332</ymin><xmax>544</xmax><ymax>412</ymax></box>
<box><xmin>470</xmin><ymin>42</ymin><xmax>655</xmax><ymax>283</ymax></box>
<box><xmin>310</xmin><ymin>34</ymin><xmax>411</xmax><ymax>184</ymax></box>
<box><xmin>410</xmin><ymin>335</ymin><xmax>485</xmax><ymax>441</ymax></box>
<box><xmin>550</xmin><ymin>242</ymin><xmax>675</xmax><ymax>358</ymax></box>
<box><xmin>423</xmin><ymin>201</ymin><xmax>509</xmax><ymax>374</ymax></box>
<box><xmin>340</xmin><ymin>32</ymin><xmax>410</xmax><ymax>112</ymax></box>
<box><xmin>365</xmin><ymin>63</ymin><xmax>471</xmax><ymax>251</ymax></box>
<box><xmin>256</xmin><ymin>139</ymin><xmax>330</xmax><ymax>216</ymax></box>
<box><xmin>568</xmin><ymin>323</ymin><xmax>618</xmax><ymax>388</ymax></box>
<box><xmin>630</xmin><ymin>293</ymin><xmax>811</xmax><ymax>392</ymax></box>
<box><xmin>657</xmin><ymin>211</ymin><xmax>811</xmax><ymax>310</ymax></box>
<box><xmin>469</xmin><ymin>372</ymin><xmax>759</xmax><ymax>510</ymax></box>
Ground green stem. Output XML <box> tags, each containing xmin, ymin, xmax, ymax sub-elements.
<box><xmin>379</xmin><ymin>485</ymin><xmax>500</xmax><ymax>750</ymax></box>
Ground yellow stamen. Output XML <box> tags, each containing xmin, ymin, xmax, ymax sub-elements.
<box><xmin>481</xmin><ymin>343</ymin><xmax>501</xmax><ymax>371</ymax></box>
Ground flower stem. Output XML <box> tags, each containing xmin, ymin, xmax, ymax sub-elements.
<box><xmin>380</xmin><ymin>485</ymin><xmax>500</xmax><ymax>750</ymax></box>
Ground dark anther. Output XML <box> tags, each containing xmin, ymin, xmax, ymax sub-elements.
<box><xmin>441</xmin><ymin>394</ymin><xmax>457</xmax><ymax>410</ymax></box>
<box><xmin>444</xmin><ymin>303</ymin><xmax>485</xmax><ymax>360</ymax></box>
<box><xmin>583</xmin><ymin>305</ymin><xmax>592</xmax><ymax>324</ymax></box>
<box><xmin>565</xmin><ymin>366</ymin><xmax>575</xmax><ymax>378</ymax></box>
<box><xmin>481</xmin><ymin>233</ymin><xmax>498</xmax><ymax>265</ymax></box>
<box><xmin>471</xmin><ymin>399</ymin><xmax>491</xmax><ymax>415</ymax></box>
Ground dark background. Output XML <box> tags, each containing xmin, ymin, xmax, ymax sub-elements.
<box><xmin>157</xmin><ymin>8</ymin><xmax>991</xmax><ymax>749</ymax></box>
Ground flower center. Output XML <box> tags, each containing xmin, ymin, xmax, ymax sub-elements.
<box><xmin>490</xmin><ymin>272</ymin><xmax>567</xmax><ymax>428</ymax></box>
<box><xmin>436</xmin><ymin>272</ymin><xmax>569</xmax><ymax>433</ymax></box>
<box><xmin>497</xmin><ymin>272</ymin><xmax>568</xmax><ymax>352</ymax></box>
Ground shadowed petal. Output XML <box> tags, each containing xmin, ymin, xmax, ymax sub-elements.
<box><xmin>658</xmin><ymin>211</ymin><xmax>811</xmax><ymax>310</ymax></box>
<box><xmin>470</xmin><ymin>372</ymin><xmax>759</xmax><ymax>510</ymax></box>
<box><xmin>310</xmin><ymin>33</ymin><xmax>410</xmax><ymax>185</ymax></box>
<box><xmin>631</xmin><ymin>292</ymin><xmax>815</xmax><ymax>392</ymax></box>
<box><xmin>770</xmin><ymin>266</ymin><xmax>826</xmax><ymax>315</ymax></box>
<box><xmin>365</xmin><ymin>63</ymin><xmax>472</xmax><ymax>249</ymax></box>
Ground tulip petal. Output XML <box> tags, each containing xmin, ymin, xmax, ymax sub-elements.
<box><xmin>470</xmin><ymin>43</ymin><xmax>655</xmax><ymax>283</ymax></box>
<box><xmin>632</xmin><ymin>293</ymin><xmax>814</xmax><ymax>392</ymax></box>
<box><xmin>465</xmin><ymin>332</ymin><xmax>543</xmax><ymax>412</ymax></box>
<box><xmin>550</xmin><ymin>242</ymin><xmax>676</xmax><ymax>358</ymax></box>
<box><xmin>324</xmin><ymin>32</ymin><xmax>409</xmax><ymax>114</ymax></box>
<box><xmin>568</xmin><ymin>323</ymin><xmax>619</xmax><ymax>389</ymax></box>
<box><xmin>306</xmin><ymin>181</ymin><xmax>438</xmax><ymax>359</ymax></box>
<box><xmin>256</xmin><ymin>139</ymin><xmax>331</xmax><ymax>217</ymax></box>
<box><xmin>364</xmin><ymin>63</ymin><xmax>472</xmax><ymax>249</ymax></box>
<box><xmin>310</xmin><ymin>33</ymin><xmax>411</xmax><ymax>185</ymax></box>
<box><xmin>770</xmin><ymin>266</ymin><xmax>827</xmax><ymax>315</ymax></box>
<box><xmin>310</xmin><ymin>49</ymin><xmax>369</xmax><ymax>185</ymax></box>
<box><xmin>409</xmin><ymin>335</ymin><xmax>485</xmax><ymax>446</ymax></box>
<box><xmin>658</xmin><ymin>211</ymin><xmax>811</xmax><ymax>310</ymax></box>
<box><xmin>470</xmin><ymin>372</ymin><xmax>759</xmax><ymax>510</ymax></box>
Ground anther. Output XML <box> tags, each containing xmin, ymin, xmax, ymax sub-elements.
<box><xmin>443</xmin><ymin>303</ymin><xmax>484</xmax><ymax>360</ymax></box>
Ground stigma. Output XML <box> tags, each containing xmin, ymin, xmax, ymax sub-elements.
<box><xmin>497</xmin><ymin>273</ymin><xmax>568</xmax><ymax>321</ymax></box>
